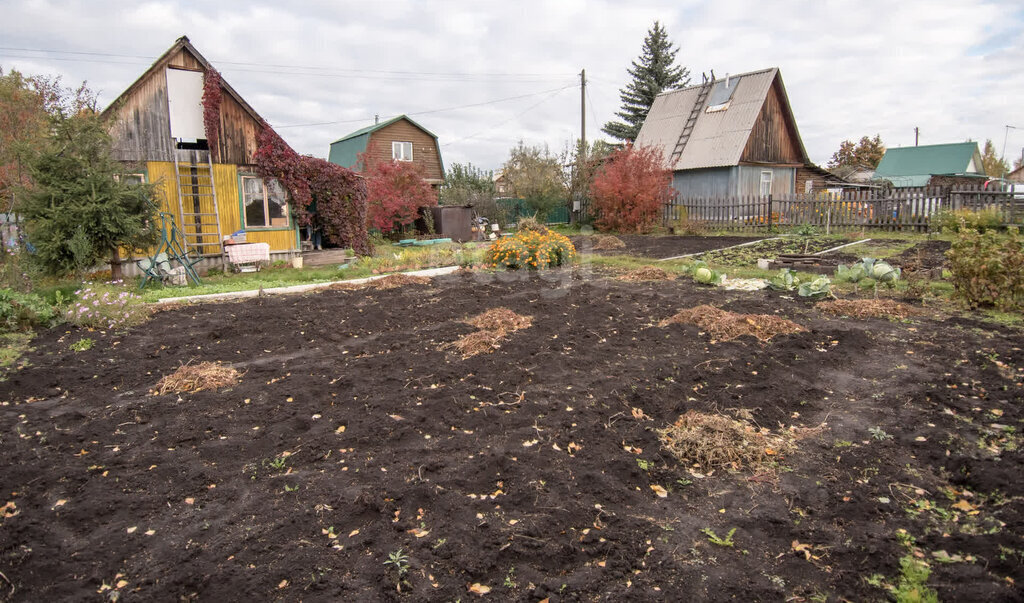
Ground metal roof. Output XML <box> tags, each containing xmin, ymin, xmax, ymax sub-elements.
<box><xmin>328</xmin><ymin>115</ymin><xmax>440</xmax><ymax>170</ymax></box>
<box><xmin>635</xmin><ymin>67</ymin><xmax>808</xmax><ymax>171</ymax></box>
<box><xmin>874</xmin><ymin>142</ymin><xmax>984</xmax><ymax>184</ymax></box>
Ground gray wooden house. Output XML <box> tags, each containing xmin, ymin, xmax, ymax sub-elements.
<box><xmin>636</xmin><ymin>67</ymin><xmax>819</xmax><ymax>199</ymax></box>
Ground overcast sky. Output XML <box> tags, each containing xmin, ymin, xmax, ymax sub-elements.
<box><xmin>3</xmin><ymin>0</ymin><xmax>1023</xmax><ymax>172</ymax></box>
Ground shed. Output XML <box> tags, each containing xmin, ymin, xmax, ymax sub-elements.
<box><xmin>635</xmin><ymin>67</ymin><xmax>811</xmax><ymax>199</ymax></box>
<box><xmin>873</xmin><ymin>142</ymin><xmax>985</xmax><ymax>188</ymax></box>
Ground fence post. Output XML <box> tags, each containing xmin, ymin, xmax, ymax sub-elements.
<box><xmin>767</xmin><ymin>195</ymin><xmax>773</xmax><ymax>232</ymax></box>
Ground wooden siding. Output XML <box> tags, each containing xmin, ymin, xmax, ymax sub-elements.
<box><xmin>365</xmin><ymin>120</ymin><xmax>444</xmax><ymax>181</ymax></box>
<box><xmin>736</xmin><ymin>165</ymin><xmax>795</xmax><ymax>197</ymax></box>
<box><xmin>739</xmin><ymin>79</ymin><xmax>803</xmax><ymax>165</ymax></box>
<box><xmin>108</xmin><ymin>46</ymin><xmax>264</xmax><ymax>165</ymax></box>
<box><xmin>147</xmin><ymin>161</ymin><xmax>297</xmax><ymax>253</ymax></box>
<box><xmin>672</xmin><ymin>167</ymin><xmax>734</xmax><ymax>198</ymax></box>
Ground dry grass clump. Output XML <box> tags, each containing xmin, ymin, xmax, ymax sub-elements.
<box><xmin>329</xmin><ymin>274</ymin><xmax>432</xmax><ymax>291</ymax></box>
<box><xmin>659</xmin><ymin>305</ymin><xmax>805</xmax><ymax>342</ymax></box>
<box><xmin>153</xmin><ymin>361</ymin><xmax>241</xmax><ymax>395</ymax></box>
<box><xmin>516</xmin><ymin>215</ymin><xmax>548</xmax><ymax>233</ymax></box>
<box><xmin>618</xmin><ymin>266</ymin><xmax>674</xmax><ymax>281</ymax></box>
<box><xmin>593</xmin><ymin>234</ymin><xmax>627</xmax><ymax>250</ymax></box>
<box><xmin>658</xmin><ymin>410</ymin><xmax>791</xmax><ymax>472</ymax></box>
<box><xmin>442</xmin><ymin>307</ymin><xmax>533</xmax><ymax>358</ymax></box>
<box><xmin>816</xmin><ymin>299</ymin><xmax>920</xmax><ymax>320</ymax></box>
<box><xmin>465</xmin><ymin>307</ymin><xmax>534</xmax><ymax>332</ymax></box>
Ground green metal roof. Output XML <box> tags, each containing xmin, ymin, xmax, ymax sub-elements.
<box><xmin>874</xmin><ymin>142</ymin><xmax>983</xmax><ymax>187</ymax></box>
<box><xmin>327</xmin><ymin>115</ymin><xmax>440</xmax><ymax>170</ymax></box>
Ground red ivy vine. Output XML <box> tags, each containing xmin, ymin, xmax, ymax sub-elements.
<box><xmin>253</xmin><ymin>125</ymin><xmax>372</xmax><ymax>255</ymax></box>
<box><xmin>201</xmin><ymin>69</ymin><xmax>222</xmax><ymax>161</ymax></box>
<box><xmin>361</xmin><ymin>149</ymin><xmax>437</xmax><ymax>233</ymax></box>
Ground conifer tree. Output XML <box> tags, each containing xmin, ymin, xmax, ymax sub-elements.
<box><xmin>602</xmin><ymin>21</ymin><xmax>689</xmax><ymax>142</ymax></box>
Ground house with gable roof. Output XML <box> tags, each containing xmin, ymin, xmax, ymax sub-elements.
<box><xmin>635</xmin><ymin>67</ymin><xmax>830</xmax><ymax>199</ymax></box>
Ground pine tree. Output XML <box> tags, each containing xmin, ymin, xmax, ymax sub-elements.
<box><xmin>602</xmin><ymin>21</ymin><xmax>689</xmax><ymax>142</ymax></box>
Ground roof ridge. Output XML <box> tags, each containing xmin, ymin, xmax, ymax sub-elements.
<box><xmin>655</xmin><ymin>67</ymin><xmax>779</xmax><ymax>98</ymax></box>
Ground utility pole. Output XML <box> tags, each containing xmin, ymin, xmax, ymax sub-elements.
<box><xmin>1001</xmin><ymin>125</ymin><xmax>1018</xmax><ymax>179</ymax></box>
<box><xmin>580</xmin><ymin>69</ymin><xmax>587</xmax><ymax>155</ymax></box>
<box><xmin>914</xmin><ymin>127</ymin><xmax>919</xmax><ymax>146</ymax></box>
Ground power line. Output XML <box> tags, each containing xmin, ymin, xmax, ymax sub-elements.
<box><xmin>442</xmin><ymin>85</ymin><xmax>572</xmax><ymax>147</ymax></box>
<box><xmin>275</xmin><ymin>83</ymin><xmax>579</xmax><ymax>129</ymax></box>
<box><xmin>0</xmin><ymin>46</ymin><xmax>575</xmax><ymax>80</ymax></box>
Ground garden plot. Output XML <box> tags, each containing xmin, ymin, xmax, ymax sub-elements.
<box><xmin>0</xmin><ymin>272</ymin><xmax>1022</xmax><ymax>601</ymax></box>
<box><xmin>570</xmin><ymin>234</ymin><xmax>763</xmax><ymax>259</ymax></box>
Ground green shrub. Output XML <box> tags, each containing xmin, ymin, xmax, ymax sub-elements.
<box><xmin>64</xmin><ymin>284</ymin><xmax>149</xmax><ymax>330</ymax></box>
<box><xmin>934</xmin><ymin>208</ymin><xmax>1004</xmax><ymax>233</ymax></box>
<box><xmin>0</xmin><ymin>288</ymin><xmax>58</xmax><ymax>332</ymax></box>
<box><xmin>946</xmin><ymin>227</ymin><xmax>1024</xmax><ymax>311</ymax></box>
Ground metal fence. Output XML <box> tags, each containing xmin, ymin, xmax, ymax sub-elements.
<box><xmin>661</xmin><ymin>185</ymin><xmax>1024</xmax><ymax>232</ymax></box>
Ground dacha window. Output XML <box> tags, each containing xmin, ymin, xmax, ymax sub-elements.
<box><xmin>242</xmin><ymin>176</ymin><xmax>289</xmax><ymax>229</ymax></box>
<box><xmin>392</xmin><ymin>141</ymin><xmax>413</xmax><ymax>161</ymax></box>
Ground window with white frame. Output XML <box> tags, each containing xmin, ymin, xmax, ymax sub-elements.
<box><xmin>759</xmin><ymin>171</ymin><xmax>773</xmax><ymax>198</ymax></box>
<box><xmin>241</xmin><ymin>176</ymin><xmax>289</xmax><ymax>229</ymax></box>
<box><xmin>116</xmin><ymin>173</ymin><xmax>146</xmax><ymax>185</ymax></box>
<box><xmin>392</xmin><ymin>141</ymin><xmax>413</xmax><ymax>161</ymax></box>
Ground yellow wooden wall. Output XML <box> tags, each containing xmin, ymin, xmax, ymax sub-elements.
<box><xmin>146</xmin><ymin>161</ymin><xmax>298</xmax><ymax>253</ymax></box>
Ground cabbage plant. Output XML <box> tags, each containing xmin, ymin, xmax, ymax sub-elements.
<box><xmin>768</xmin><ymin>268</ymin><xmax>800</xmax><ymax>291</ymax></box>
<box><xmin>797</xmin><ymin>276</ymin><xmax>832</xmax><ymax>299</ymax></box>
<box><xmin>689</xmin><ymin>261</ymin><xmax>725</xmax><ymax>286</ymax></box>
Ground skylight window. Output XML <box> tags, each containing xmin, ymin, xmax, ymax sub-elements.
<box><xmin>705</xmin><ymin>77</ymin><xmax>738</xmax><ymax>113</ymax></box>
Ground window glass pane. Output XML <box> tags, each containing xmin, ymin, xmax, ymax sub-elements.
<box><xmin>392</xmin><ymin>141</ymin><xmax>412</xmax><ymax>161</ymax></box>
<box><xmin>243</xmin><ymin>177</ymin><xmax>267</xmax><ymax>228</ymax></box>
<box><xmin>122</xmin><ymin>174</ymin><xmax>145</xmax><ymax>185</ymax></box>
<box><xmin>266</xmin><ymin>179</ymin><xmax>289</xmax><ymax>226</ymax></box>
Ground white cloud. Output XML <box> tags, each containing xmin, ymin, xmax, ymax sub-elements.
<box><xmin>2</xmin><ymin>0</ymin><xmax>1022</xmax><ymax>170</ymax></box>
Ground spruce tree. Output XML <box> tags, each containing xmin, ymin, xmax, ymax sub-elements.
<box><xmin>602</xmin><ymin>21</ymin><xmax>689</xmax><ymax>142</ymax></box>
<box><xmin>20</xmin><ymin>112</ymin><xmax>157</xmax><ymax>278</ymax></box>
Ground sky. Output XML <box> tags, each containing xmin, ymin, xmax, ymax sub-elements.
<box><xmin>2</xmin><ymin>0</ymin><xmax>1023</xmax><ymax>172</ymax></box>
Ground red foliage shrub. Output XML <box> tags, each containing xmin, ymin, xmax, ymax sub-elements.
<box><xmin>590</xmin><ymin>145</ymin><xmax>674</xmax><ymax>233</ymax></box>
<box><xmin>201</xmin><ymin>70</ymin><xmax>222</xmax><ymax>161</ymax></box>
<box><xmin>362</xmin><ymin>154</ymin><xmax>437</xmax><ymax>233</ymax></box>
<box><xmin>253</xmin><ymin>126</ymin><xmax>371</xmax><ymax>255</ymax></box>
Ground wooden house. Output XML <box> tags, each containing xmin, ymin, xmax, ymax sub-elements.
<box><xmin>103</xmin><ymin>36</ymin><xmax>300</xmax><ymax>269</ymax></box>
<box><xmin>635</xmin><ymin>67</ymin><xmax>822</xmax><ymax>199</ymax></box>
<box><xmin>327</xmin><ymin>115</ymin><xmax>444</xmax><ymax>200</ymax></box>
<box><xmin>873</xmin><ymin>142</ymin><xmax>986</xmax><ymax>188</ymax></box>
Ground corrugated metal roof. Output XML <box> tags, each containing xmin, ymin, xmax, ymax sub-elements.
<box><xmin>327</xmin><ymin>132</ymin><xmax>370</xmax><ymax>169</ymax></box>
<box><xmin>636</xmin><ymin>67</ymin><xmax>800</xmax><ymax>170</ymax></box>
<box><xmin>874</xmin><ymin>142</ymin><xmax>983</xmax><ymax>181</ymax></box>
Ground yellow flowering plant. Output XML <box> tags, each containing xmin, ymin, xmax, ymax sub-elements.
<box><xmin>484</xmin><ymin>230</ymin><xmax>577</xmax><ymax>270</ymax></box>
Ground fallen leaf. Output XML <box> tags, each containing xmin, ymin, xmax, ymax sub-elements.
<box><xmin>990</xmin><ymin>408</ymin><xmax>1004</xmax><ymax>417</ymax></box>
<box><xmin>145</xmin><ymin>529</ymin><xmax>155</xmax><ymax>536</ymax></box>
<box><xmin>522</xmin><ymin>439</ymin><xmax>538</xmax><ymax>447</ymax></box>
<box><xmin>951</xmin><ymin>499</ymin><xmax>975</xmax><ymax>512</ymax></box>
<box><xmin>650</xmin><ymin>485</ymin><xmax>668</xmax><ymax>498</ymax></box>
<box><xmin>468</xmin><ymin>583</ymin><xmax>491</xmax><ymax>595</ymax></box>
<box><xmin>792</xmin><ymin>540</ymin><xmax>812</xmax><ymax>560</ymax></box>
<box><xmin>408</xmin><ymin>527</ymin><xmax>430</xmax><ymax>538</ymax></box>
<box><xmin>116</xmin><ymin>580</ymin><xmax>128</xmax><ymax>588</ymax></box>
<box><xmin>631</xmin><ymin>407</ymin><xmax>646</xmax><ymax>420</ymax></box>
<box><xmin>53</xmin><ymin>499</ymin><xmax>67</xmax><ymax>508</ymax></box>
<box><xmin>567</xmin><ymin>441</ymin><xmax>582</xmax><ymax>455</ymax></box>
<box><xmin>764</xmin><ymin>448</ymin><xmax>777</xmax><ymax>456</ymax></box>
<box><xmin>335</xmin><ymin>425</ymin><xmax>346</xmax><ymax>433</ymax></box>
<box><xmin>184</xmin><ymin>497</ymin><xmax>195</xmax><ymax>505</ymax></box>
<box><xmin>278</xmin><ymin>579</ymin><xmax>288</xmax><ymax>589</ymax></box>
<box><xmin>389</xmin><ymin>414</ymin><xmax>404</xmax><ymax>421</ymax></box>
<box><xmin>597</xmin><ymin>560</ymin><xmax>607</xmax><ymax>567</ymax></box>
<box><xmin>126</xmin><ymin>526</ymin><xmax>137</xmax><ymax>533</ymax></box>
<box><xmin>348</xmin><ymin>529</ymin><xmax>359</xmax><ymax>537</ymax></box>
<box><xmin>1</xmin><ymin>501</ymin><xmax>18</xmax><ymax>518</ymax></box>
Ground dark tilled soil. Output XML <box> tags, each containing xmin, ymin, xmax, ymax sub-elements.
<box><xmin>826</xmin><ymin>239</ymin><xmax>951</xmax><ymax>271</ymax></box>
<box><xmin>570</xmin><ymin>235</ymin><xmax>762</xmax><ymax>259</ymax></box>
<box><xmin>1</xmin><ymin>270</ymin><xmax>1022</xmax><ymax>602</ymax></box>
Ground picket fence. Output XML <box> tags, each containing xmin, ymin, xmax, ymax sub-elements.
<box><xmin>659</xmin><ymin>185</ymin><xmax>1023</xmax><ymax>232</ymax></box>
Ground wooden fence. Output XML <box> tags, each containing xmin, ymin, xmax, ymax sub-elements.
<box><xmin>660</xmin><ymin>185</ymin><xmax>1023</xmax><ymax>232</ymax></box>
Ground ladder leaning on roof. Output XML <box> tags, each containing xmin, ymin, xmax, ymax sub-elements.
<box><xmin>669</xmin><ymin>78</ymin><xmax>714</xmax><ymax>164</ymax></box>
<box><xmin>173</xmin><ymin>149</ymin><xmax>224</xmax><ymax>266</ymax></box>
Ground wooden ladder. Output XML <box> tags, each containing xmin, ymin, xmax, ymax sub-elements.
<box><xmin>669</xmin><ymin>80</ymin><xmax>714</xmax><ymax>164</ymax></box>
<box><xmin>173</xmin><ymin>149</ymin><xmax>223</xmax><ymax>259</ymax></box>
